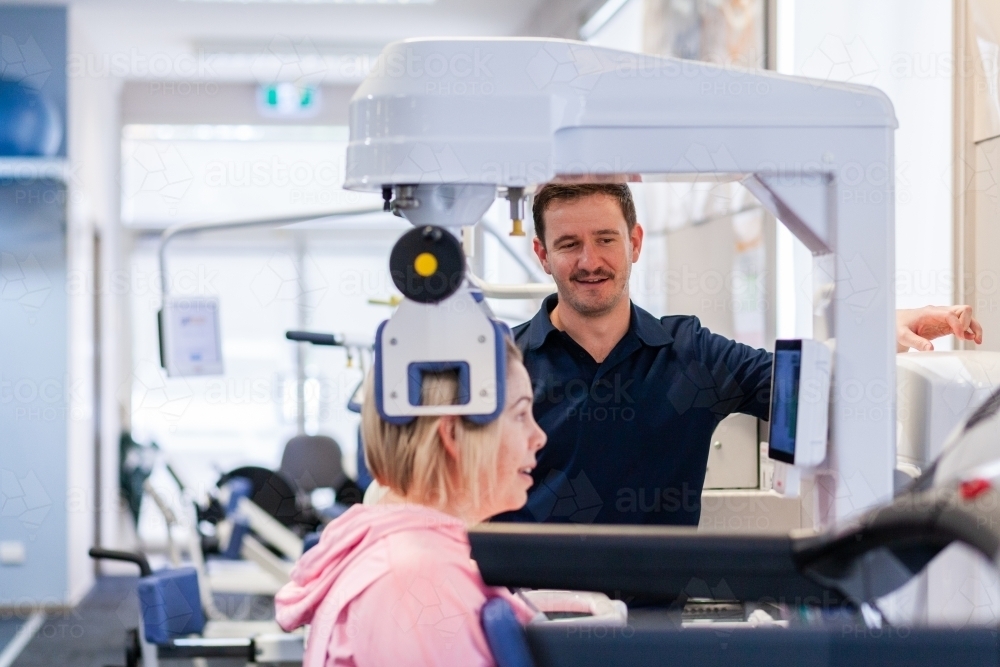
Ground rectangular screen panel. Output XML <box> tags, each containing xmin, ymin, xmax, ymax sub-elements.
<box><xmin>160</xmin><ymin>297</ymin><xmax>223</xmax><ymax>376</ymax></box>
<box><xmin>768</xmin><ymin>340</ymin><xmax>802</xmax><ymax>464</ymax></box>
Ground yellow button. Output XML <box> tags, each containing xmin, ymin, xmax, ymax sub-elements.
<box><xmin>414</xmin><ymin>252</ymin><xmax>438</xmax><ymax>277</ymax></box>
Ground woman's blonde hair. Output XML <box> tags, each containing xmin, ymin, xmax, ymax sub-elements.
<box><xmin>361</xmin><ymin>337</ymin><xmax>523</xmax><ymax>514</ymax></box>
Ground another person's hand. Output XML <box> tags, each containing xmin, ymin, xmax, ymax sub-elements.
<box><xmin>896</xmin><ymin>305</ymin><xmax>983</xmax><ymax>352</ymax></box>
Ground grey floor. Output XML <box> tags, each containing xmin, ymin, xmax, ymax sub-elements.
<box><xmin>0</xmin><ymin>616</ymin><xmax>28</xmax><ymax>655</ymax></box>
<box><xmin>12</xmin><ymin>576</ymin><xmax>139</xmax><ymax>667</ymax></box>
<box><xmin>11</xmin><ymin>576</ymin><xmax>275</xmax><ymax>667</ymax></box>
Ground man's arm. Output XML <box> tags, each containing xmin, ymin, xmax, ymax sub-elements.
<box><xmin>681</xmin><ymin>306</ymin><xmax>984</xmax><ymax>422</ymax></box>
<box><xmin>896</xmin><ymin>305</ymin><xmax>983</xmax><ymax>352</ymax></box>
<box><xmin>683</xmin><ymin>318</ymin><xmax>773</xmax><ymax>421</ymax></box>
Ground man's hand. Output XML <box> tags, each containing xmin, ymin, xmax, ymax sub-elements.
<box><xmin>896</xmin><ymin>305</ymin><xmax>983</xmax><ymax>352</ymax></box>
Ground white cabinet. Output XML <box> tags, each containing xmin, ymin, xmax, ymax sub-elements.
<box><xmin>703</xmin><ymin>413</ymin><xmax>760</xmax><ymax>490</ymax></box>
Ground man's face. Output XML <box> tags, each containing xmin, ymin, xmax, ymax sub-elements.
<box><xmin>533</xmin><ymin>193</ymin><xmax>643</xmax><ymax>317</ymax></box>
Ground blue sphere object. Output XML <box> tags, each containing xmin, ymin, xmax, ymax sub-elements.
<box><xmin>0</xmin><ymin>80</ymin><xmax>62</xmax><ymax>157</ymax></box>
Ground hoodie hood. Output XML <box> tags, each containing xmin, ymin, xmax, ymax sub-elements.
<box><xmin>275</xmin><ymin>503</ymin><xmax>468</xmax><ymax>632</ymax></box>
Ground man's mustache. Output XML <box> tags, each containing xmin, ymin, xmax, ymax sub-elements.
<box><xmin>569</xmin><ymin>269</ymin><xmax>615</xmax><ymax>282</ymax></box>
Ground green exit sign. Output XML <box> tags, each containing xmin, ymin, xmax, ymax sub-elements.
<box><xmin>258</xmin><ymin>83</ymin><xmax>321</xmax><ymax>118</ymax></box>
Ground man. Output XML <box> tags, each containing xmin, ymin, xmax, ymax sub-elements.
<box><xmin>496</xmin><ymin>183</ymin><xmax>983</xmax><ymax>526</ymax></box>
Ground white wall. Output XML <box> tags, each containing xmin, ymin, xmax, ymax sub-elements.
<box><xmin>68</xmin><ymin>10</ymin><xmax>123</xmax><ymax>604</ymax></box>
<box><xmin>785</xmin><ymin>0</ymin><xmax>954</xmax><ymax>323</ymax></box>
<box><xmin>63</xmin><ymin>0</ymin><xmax>576</xmax><ymax>562</ymax></box>
<box><xmin>584</xmin><ymin>0</ymin><xmax>643</xmax><ymax>51</ymax></box>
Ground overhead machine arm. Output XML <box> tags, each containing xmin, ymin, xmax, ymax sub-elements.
<box><xmin>345</xmin><ymin>38</ymin><xmax>899</xmax><ymax>525</ymax></box>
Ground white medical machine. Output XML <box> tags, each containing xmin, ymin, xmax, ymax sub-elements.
<box><xmin>345</xmin><ymin>37</ymin><xmax>898</xmax><ymax>527</ymax></box>
<box><xmin>890</xmin><ymin>351</ymin><xmax>1000</xmax><ymax>628</ymax></box>
<box><xmin>897</xmin><ymin>351</ymin><xmax>1000</xmax><ymax>472</ymax></box>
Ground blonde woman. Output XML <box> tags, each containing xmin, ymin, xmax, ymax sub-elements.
<box><xmin>275</xmin><ymin>337</ymin><xmax>546</xmax><ymax>666</ymax></box>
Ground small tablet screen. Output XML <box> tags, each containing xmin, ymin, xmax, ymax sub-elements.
<box><xmin>161</xmin><ymin>297</ymin><xmax>224</xmax><ymax>377</ymax></box>
<box><xmin>768</xmin><ymin>340</ymin><xmax>802</xmax><ymax>464</ymax></box>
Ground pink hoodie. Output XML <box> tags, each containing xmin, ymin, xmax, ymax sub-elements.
<box><xmin>275</xmin><ymin>503</ymin><xmax>536</xmax><ymax>667</ymax></box>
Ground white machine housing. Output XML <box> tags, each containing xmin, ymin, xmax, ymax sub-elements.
<box><xmin>346</xmin><ymin>38</ymin><xmax>899</xmax><ymax>525</ymax></box>
<box><xmin>375</xmin><ymin>288</ymin><xmax>507</xmax><ymax>423</ymax></box>
<box><xmin>890</xmin><ymin>352</ymin><xmax>1000</xmax><ymax>628</ymax></box>
<box><xmin>897</xmin><ymin>351</ymin><xmax>1000</xmax><ymax>468</ymax></box>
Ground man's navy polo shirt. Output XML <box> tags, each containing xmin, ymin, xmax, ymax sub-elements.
<box><xmin>495</xmin><ymin>294</ymin><xmax>773</xmax><ymax>526</ymax></box>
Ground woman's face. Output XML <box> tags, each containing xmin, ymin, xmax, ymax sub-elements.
<box><xmin>487</xmin><ymin>361</ymin><xmax>547</xmax><ymax>518</ymax></box>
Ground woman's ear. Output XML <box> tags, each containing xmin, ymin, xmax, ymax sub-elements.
<box><xmin>437</xmin><ymin>415</ymin><xmax>460</xmax><ymax>461</ymax></box>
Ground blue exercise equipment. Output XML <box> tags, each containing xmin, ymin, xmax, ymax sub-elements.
<box><xmin>0</xmin><ymin>80</ymin><xmax>61</xmax><ymax>156</ymax></box>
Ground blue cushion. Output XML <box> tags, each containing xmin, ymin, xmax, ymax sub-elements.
<box><xmin>356</xmin><ymin>427</ymin><xmax>373</xmax><ymax>491</ymax></box>
<box><xmin>481</xmin><ymin>597</ymin><xmax>534</xmax><ymax>667</ymax></box>
<box><xmin>302</xmin><ymin>531</ymin><xmax>321</xmax><ymax>553</ymax></box>
<box><xmin>224</xmin><ymin>477</ymin><xmax>253</xmax><ymax>515</ymax></box>
<box><xmin>137</xmin><ymin>567</ymin><xmax>206</xmax><ymax>645</ymax></box>
<box><xmin>222</xmin><ymin>517</ymin><xmax>251</xmax><ymax>560</ymax></box>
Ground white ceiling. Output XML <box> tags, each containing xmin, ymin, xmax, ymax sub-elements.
<box><xmin>35</xmin><ymin>0</ymin><xmax>605</xmax><ymax>81</ymax></box>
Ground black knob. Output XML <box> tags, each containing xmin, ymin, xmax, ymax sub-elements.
<box><xmin>389</xmin><ymin>226</ymin><xmax>465</xmax><ymax>304</ymax></box>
